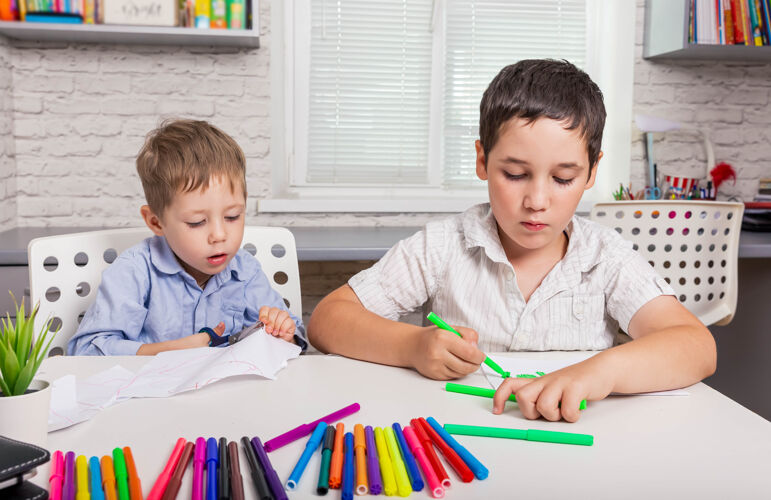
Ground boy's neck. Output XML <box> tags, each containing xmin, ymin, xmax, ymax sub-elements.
<box><xmin>498</xmin><ymin>225</ymin><xmax>569</xmax><ymax>269</ymax></box>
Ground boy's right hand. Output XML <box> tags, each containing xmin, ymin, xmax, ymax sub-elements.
<box><xmin>410</xmin><ymin>325</ymin><xmax>486</xmax><ymax>380</ymax></box>
<box><xmin>186</xmin><ymin>321</ymin><xmax>226</xmax><ymax>349</ymax></box>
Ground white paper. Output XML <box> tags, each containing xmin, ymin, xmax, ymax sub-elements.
<box><xmin>49</xmin><ymin>330</ymin><xmax>300</xmax><ymax>431</ymax></box>
<box><xmin>482</xmin><ymin>353</ymin><xmax>689</xmax><ymax>396</ymax></box>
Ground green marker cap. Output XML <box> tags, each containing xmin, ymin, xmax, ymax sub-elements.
<box><xmin>443</xmin><ymin>424</ymin><xmax>593</xmax><ymax>446</ymax></box>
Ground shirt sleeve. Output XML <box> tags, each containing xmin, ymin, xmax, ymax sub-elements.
<box><xmin>243</xmin><ymin>262</ymin><xmax>308</xmax><ymax>351</ymax></box>
<box><xmin>348</xmin><ymin>222</ymin><xmax>449</xmax><ymax>320</ymax></box>
<box><xmin>604</xmin><ymin>245</ymin><xmax>676</xmax><ymax>334</ymax></box>
<box><xmin>66</xmin><ymin>254</ymin><xmax>149</xmax><ymax>356</ymax></box>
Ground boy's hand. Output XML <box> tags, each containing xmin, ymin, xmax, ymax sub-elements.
<box><xmin>259</xmin><ymin>306</ymin><xmax>296</xmax><ymax>343</ymax></box>
<box><xmin>137</xmin><ymin>321</ymin><xmax>225</xmax><ymax>355</ymax></box>
<box><xmin>187</xmin><ymin>321</ymin><xmax>226</xmax><ymax>348</ymax></box>
<box><xmin>410</xmin><ymin>325</ymin><xmax>486</xmax><ymax>380</ymax></box>
<box><xmin>492</xmin><ymin>357</ymin><xmax>614</xmax><ymax>422</ymax></box>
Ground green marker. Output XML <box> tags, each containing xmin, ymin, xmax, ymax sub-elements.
<box><xmin>443</xmin><ymin>424</ymin><xmax>593</xmax><ymax>446</ymax></box>
<box><xmin>112</xmin><ymin>447</ymin><xmax>130</xmax><ymax>500</ymax></box>
<box><xmin>427</xmin><ymin>312</ymin><xmax>509</xmax><ymax>377</ymax></box>
<box><xmin>445</xmin><ymin>382</ymin><xmax>587</xmax><ymax>410</ymax></box>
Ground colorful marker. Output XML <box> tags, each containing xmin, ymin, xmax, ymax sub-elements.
<box><xmin>206</xmin><ymin>438</ymin><xmax>218</xmax><ymax>500</ymax></box>
<box><xmin>373</xmin><ymin>427</ymin><xmax>397</xmax><ymax>496</ymax></box>
<box><xmin>353</xmin><ymin>425</ymin><xmax>369</xmax><ymax>495</ymax></box>
<box><xmin>64</xmin><ymin>451</ymin><xmax>76</xmax><ymax>500</ymax></box>
<box><xmin>227</xmin><ymin>442</ymin><xmax>245</xmax><ymax>500</ymax></box>
<box><xmin>148</xmin><ymin>437</ymin><xmax>186</xmax><ymax>500</ymax></box>
<box><xmin>161</xmin><ymin>441</ymin><xmax>194</xmax><ymax>500</ymax></box>
<box><xmin>89</xmin><ymin>457</ymin><xmax>105</xmax><ymax>500</ymax></box>
<box><xmin>264</xmin><ymin>403</ymin><xmax>360</xmax><ymax>452</ymax></box>
<box><xmin>364</xmin><ymin>426</ymin><xmax>383</xmax><ymax>495</ymax></box>
<box><xmin>445</xmin><ymin>382</ymin><xmax>587</xmax><ymax>410</ymax></box>
<box><xmin>417</xmin><ymin>418</ymin><xmax>473</xmax><ymax>483</ymax></box>
<box><xmin>286</xmin><ymin>421</ymin><xmax>327</xmax><ymax>490</ymax></box>
<box><xmin>250</xmin><ymin>437</ymin><xmax>287</xmax><ymax>500</ymax></box>
<box><xmin>100</xmin><ymin>456</ymin><xmax>117</xmax><ymax>500</ymax></box>
<box><xmin>122</xmin><ymin>447</ymin><xmax>142</xmax><ymax>500</ymax></box>
<box><xmin>403</xmin><ymin>426</ymin><xmax>444</xmax><ymax>499</ymax></box>
<box><xmin>393</xmin><ymin>423</ymin><xmax>423</xmax><ymax>491</ymax></box>
<box><xmin>329</xmin><ymin>423</ymin><xmax>345</xmax><ymax>489</ymax></box>
<box><xmin>443</xmin><ymin>424</ymin><xmax>594</xmax><ymax>446</ymax></box>
<box><xmin>50</xmin><ymin>451</ymin><xmax>65</xmax><ymax>500</ymax></box>
<box><xmin>426</xmin><ymin>417</ymin><xmax>488</xmax><ymax>480</ymax></box>
<box><xmin>76</xmin><ymin>455</ymin><xmax>90</xmax><ymax>500</ymax></box>
<box><xmin>317</xmin><ymin>426</ymin><xmax>335</xmax><ymax>495</ymax></box>
<box><xmin>342</xmin><ymin>433</ymin><xmax>355</xmax><ymax>500</ymax></box>
<box><xmin>192</xmin><ymin>438</ymin><xmax>206</xmax><ymax>500</ymax></box>
<box><xmin>427</xmin><ymin>312</ymin><xmax>508</xmax><ymax>377</ymax></box>
<box><xmin>218</xmin><ymin>438</ymin><xmax>229</xmax><ymax>500</ymax></box>
<box><xmin>240</xmin><ymin>436</ymin><xmax>271</xmax><ymax>500</ymax></box>
<box><xmin>112</xmin><ymin>448</ymin><xmax>130</xmax><ymax>500</ymax></box>
<box><xmin>385</xmin><ymin>427</ymin><xmax>412</xmax><ymax>497</ymax></box>
<box><xmin>410</xmin><ymin>418</ymin><xmax>450</xmax><ymax>489</ymax></box>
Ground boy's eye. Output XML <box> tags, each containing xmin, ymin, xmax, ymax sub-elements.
<box><xmin>225</xmin><ymin>214</ymin><xmax>242</xmax><ymax>222</ymax></box>
<box><xmin>504</xmin><ymin>172</ymin><xmax>525</xmax><ymax>180</ymax></box>
<box><xmin>554</xmin><ymin>177</ymin><xmax>575</xmax><ymax>186</ymax></box>
<box><xmin>186</xmin><ymin>220</ymin><xmax>205</xmax><ymax>228</ymax></box>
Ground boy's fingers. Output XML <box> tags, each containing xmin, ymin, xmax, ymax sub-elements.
<box><xmin>511</xmin><ymin>381</ymin><xmax>543</xmax><ymax>420</ymax></box>
<box><xmin>446</xmin><ymin>335</ymin><xmax>485</xmax><ymax>365</ymax></box>
<box><xmin>443</xmin><ymin>352</ymin><xmax>481</xmax><ymax>377</ymax></box>
<box><xmin>279</xmin><ymin>316</ymin><xmax>295</xmax><ymax>335</ymax></box>
<box><xmin>213</xmin><ymin>322</ymin><xmax>226</xmax><ymax>336</ymax></box>
<box><xmin>492</xmin><ymin>378</ymin><xmax>531</xmax><ymax>413</ymax></box>
<box><xmin>454</xmin><ymin>326</ymin><xmax>479</xmax><ymax>347</ymax></box>
<box><xmin>560</xmin><ymin>386</ymin><xmax>584</xmax><ymax>423</ymax></box>
<box><xmin>534</xmin><ymin>383</ymin><xmax>563</xmax><ymax>422</ymax></box>
<box><xmin>258</xmin><ymin>306</ymin><xmax>270</xmax><ymax>321</ymax></box>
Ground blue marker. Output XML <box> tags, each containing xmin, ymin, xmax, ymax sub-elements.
<box><xmin>286</xmin><ymin>421</ymin><xmax>327</xmax><ymax>490</ymax></box>
<box><xmin>206</xmin><ymin>438</ymin><xmax>219</xmax><ymax>500</ymax></box>
<box><xmin>392</xmin><ymin>423</ymin><xmax>424</xmax><ymax>491</ymax></box>
<box><xmin>426</xmin><ymin>416</ymin><xmax>488</xmax><ymax>480</ymax></box>
<box><xmin>88</xmin><ymin>457</ymin><xmax>105</xmax><ymax>500</ymax></box>
<box><xmin>342</xmin><ymin>432</ymin><xmax>354</xmax><ymax>500</ymax></box>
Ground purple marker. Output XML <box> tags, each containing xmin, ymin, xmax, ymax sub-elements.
<box><xmin>63</xmin><ymin>451</ymin><xmax>76</xmax><ymax>500</ymax></box>
<box><xmin>365</xmin><ymin>426</ymin><xmax>383</xmax><ymax>495</ymax></box>
<box><xmin>264</xmin><ymin>403</ymin><xmax>361</xmax><ymax>452</ymax></box>
<box><xmin>250</xmin><ymin>437</ymin><xmax>287</xmax><ymax>500</ymax></box>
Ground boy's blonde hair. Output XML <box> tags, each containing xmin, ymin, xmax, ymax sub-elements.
<box><xmin>136</xmin><ymin>119</ymin><xmax>247</xmax><ymax>217</ymax></box>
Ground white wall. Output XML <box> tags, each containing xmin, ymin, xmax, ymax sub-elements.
<box><xmin>0</xmin><ymin>37</ymin><xmax>14</xmax><ymax>232</ymax></box>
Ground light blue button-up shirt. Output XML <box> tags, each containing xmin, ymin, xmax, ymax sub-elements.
<box><xmin>67</xmin><ymin>235</ymin><xmax>306</xmax><ymax>356</ymax></box>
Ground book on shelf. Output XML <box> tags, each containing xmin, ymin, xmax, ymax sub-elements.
<box><xmin>691</xmin><ymin>0</ymin><xmax>771</xmax><ymax>45</ymax></box>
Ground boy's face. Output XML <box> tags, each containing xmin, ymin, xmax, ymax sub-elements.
<box><xmin>141</xmin><ymin>175</ymin><xmax>246</xmax><ymax>286</ymax></box>
<box><xmin>475</xmin><ymin>117</ymin><xmax>599</xmax><ymax>259</ymax></box>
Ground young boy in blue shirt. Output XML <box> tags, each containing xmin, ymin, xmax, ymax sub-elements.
<box><xmin>308</xmin><ymin>59</ymin><xmax>715</xmax><ymax>422</ymax></box>
<box><xmin>68</xmin><ymin>120</ymin><xmax>306</xmax><ymax>356</ymax></box>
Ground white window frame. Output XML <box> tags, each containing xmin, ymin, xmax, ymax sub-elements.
<box><xmin>262</xmin><ymin>0</ymin><xmax>635</xmax><ymax>213</ymax></box>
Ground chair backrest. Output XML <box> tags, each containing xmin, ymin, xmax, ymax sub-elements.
<box><xmin>28</xmin><ymin>226</ymin><xmax>301</xmax><ymax>356</ymax></box>
<box><xmin>590</xmin><ymin>201</ymin><xmax>744</xmax><ymax>327</ymax></box>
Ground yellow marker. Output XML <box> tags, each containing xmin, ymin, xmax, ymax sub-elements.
<box><xmin>76</xmin><ymin>455</ymin><xmax>91</xmax><ymax>500</ymax></box>
<box><xmin>374</xmin><ymin>427</ymin><xmax>397</xmax><ymax>496</ymax></box>
<box><xmin>384</xmin><ymin>427</ymin><xmax>412</xmax><ymax>497</ymax></box>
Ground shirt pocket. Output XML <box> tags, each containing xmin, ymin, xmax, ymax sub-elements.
<box><xmin>547</xmin><ymin>293</ymin><xmax>606</xmax><ymax>348</ymax></box>
<box><xmin>223</xmin><ymin>306</ymin><xmax>246</xmax><ymax>336</ymax></box>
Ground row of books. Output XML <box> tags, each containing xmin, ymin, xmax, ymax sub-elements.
<box><xmin>689</xmin><ymin>0</ymin><xmax>771</xmax><ymax>45</ymax></box>
<box><xmin>0</xmin><ymin>0</ymin><xmax>250</xmax><ymax>29</ymax></box>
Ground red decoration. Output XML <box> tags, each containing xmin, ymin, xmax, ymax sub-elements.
<box><xmin>710</xmin><ymin>162</ymin><xmax>736</xmax><ymax>190</ymax></box>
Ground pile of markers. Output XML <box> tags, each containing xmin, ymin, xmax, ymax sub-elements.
<box><xmin>49</xmin><ymin>447</ymin><xmax>143</xmax><ymax>500</ymax></box>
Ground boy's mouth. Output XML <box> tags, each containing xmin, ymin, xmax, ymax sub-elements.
<box><xmin>207</xmin><ymin>253</ymin><xmax>228</xmax><ymax>265</ymax></box>
<box><xmin>522</xmin><ymin>221</ymin><xmax>547</xmax><ymax>231</ymax></box>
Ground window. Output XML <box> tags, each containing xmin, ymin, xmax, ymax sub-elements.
<box><xmin>264</xmin><ymin>0</ymin><xmax>635</xmax><ymax>213</ymax></box>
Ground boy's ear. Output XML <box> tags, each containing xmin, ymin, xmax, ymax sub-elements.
<box><xmin>584</xmin><ymin>151</ymin><xmax>602</xmax><ymax>191</ymax></box>
<box><xmin>475</xmin><ymin>140</ymin><xmax>488</xmax><ymax>181</ymax></box>
<box><xmin>140</xmin><ymin>205</ymin><xmax>165</xmax><ymax>236</ymax></box>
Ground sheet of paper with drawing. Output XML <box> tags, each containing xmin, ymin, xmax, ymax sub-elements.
<box><xmin>482</xmin><ymin>353</ymin><xmax>689</xmax><ymax>396</ymax></box>
<box><xmin>48</xmin><ymin>328</ymin><xmax>301</xmax><ymax>431</ymax></box>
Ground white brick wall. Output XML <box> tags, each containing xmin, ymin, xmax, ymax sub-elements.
<box><xmin>0</xmin><ymin>0</ymin><xmax>770</xmax><ymax>231</ymax></box>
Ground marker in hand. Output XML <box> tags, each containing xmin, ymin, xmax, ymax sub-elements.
<box><xmin>426</xmin><ymin>312</ymin><xmax>509</xmax><ymax>378</ymax></box>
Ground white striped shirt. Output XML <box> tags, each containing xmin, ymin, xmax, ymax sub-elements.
<box><xmin>349</xmin><ymin>203</ymin><xmax>674</xmax><ymax>352</ymax></box>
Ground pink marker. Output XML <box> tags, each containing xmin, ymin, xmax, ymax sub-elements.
<box><xmin>147</xmin><ymin>437</ymin><xmax>186</xmax><ymax>500</ymax></box>
<box><xmin>49</xmin><ymin>450</ymin><xmax>65</xmax><ymax>500</ymax></box>
<box><xmin>192</xmin><ymin>438</ymin><xmax>206</xmax><ymax>500</ymax></box>
<box><xmin>404</xmin><ymin>426</ymin><xmax>444</xmax><ymax>499</ymax></box>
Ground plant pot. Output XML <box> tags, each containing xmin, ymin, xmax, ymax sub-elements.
<box><xmin>0</xmin><ymin>379</ymin><xmax>51</xmax><ymax>448</ymax></box>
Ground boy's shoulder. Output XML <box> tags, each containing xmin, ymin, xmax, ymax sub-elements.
<box><xmin>568</xmin><ymin>215</ymin><xmax>635</xmax><ymax>267</ymax></box>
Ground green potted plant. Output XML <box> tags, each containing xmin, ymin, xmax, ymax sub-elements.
<box><xmin>0</xmin><ymin>293</ymin><xmax>58</xmax><ymax>447</ymax></box>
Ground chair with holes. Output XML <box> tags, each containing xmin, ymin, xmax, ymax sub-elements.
<box><xmin>27</xmin><ymin>226</ymin><xmax>302</xmax><ymax>356</ymax></box>
<box><xmin>590</xmin><ymin>200</ymin><xmax>744</xmax><ymax>326</ymax></box>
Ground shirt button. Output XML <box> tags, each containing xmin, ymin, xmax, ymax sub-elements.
<box><xmin>506</xmin><ymin>269</ymin><xmax>514</xmax><ymax>280</ymax></box>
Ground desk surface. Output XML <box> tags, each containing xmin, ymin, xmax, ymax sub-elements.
<box><xmin>34</xmin><ymin>353</ymin><xmax>771</xmax><ymax>499</ymax></box>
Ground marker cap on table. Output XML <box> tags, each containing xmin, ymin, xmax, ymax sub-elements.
<box><xmin>240</xmin><ymin>436</ymin><xmax>272</xmax><ymax>500</ymax></box>
<box><xmin>342</xmin><ymin>433</ymin><xmax>355</xmax><ymax>500</ymax></box>
<box><xmin>317</xmin><ymin>426</ymin><xmax>336</xmax><ymax>495</ymax></box>
<box><xmin>364</xmin><ymin>426</ymin><xmax>383</xmax><ymax>495</ymax></box>
<box><xmin>417</xmin><ymin>417</ymin><xmax>473</xmax><ymax>483</ymax></box>
<box><xmin>384</xmin><ymin>427</ymin><xmax>412</xmax><ymax>497</ymax></box>
<box><xmin>286</xmin><ymin>421</ymin><xmax>327</xmax><ymax>490</ymax></box>
<box><xmin>392</xmin><ymin>423</ymin><xmax>423</xmax><ymax>491</ymax></box>
<box><xmin>218</xmin><ymin>438</ymin><xmax>229</xmax><ymax>500</ymax></box>
<box><xmin>147</xmin><ymin>437</ymin><xmax>186</xmax><ymax>500</ymax></box>
<box><xmin>227</xmin><ymin>442</ymin><xmax>245</xmax><ymax>500</ymax></box>
<box><xmin>122</xmin><ymin>447</ymin><xmax>142</xmax><ymax>500</ymax></box>
<box><xmin>112</xmin><ymin>448</ymin><xmax>130</xmax><ymax>500</ymax></box>
<box><xmin>250</xmin><ymin>437</ymin><xmax>287</xmax><ymax>500</ymax></box>
<box><xmin>89</xmin><ymin>457</ymin><xmax>105</xmax><ymax>500</ymax></box>
<box><xmin>76</xmin><ymin>455</ymin><xmax>90</xmax><ymax>500</ymax></box>
<box><xmin>410</xmin><ymin>418</ymin><xmax>450</xmax><ymax>489</ymax></box>
<box><xmin>374</xmin><ymin>427</ymin><xmax>397</xmax><ymax>496</ymax></box>
<box><xmin>426</xmin><ymin>311</ymin><xmax>508</xmax><ymax>377</ymax></box>
<box><xmin>426</xmin><ymin>417</ymin><xmax>488</xmax><ymax>480</ymax></box>
<box><xmin>161</xmin><ymin>441</ymin><xmax>194</xmax><ymax>500</ymax></box>
<box><xmin>443</xmin><ymin>424</ymin><xmax>594</xmax><ymax>446</ymax></box>
<box><xmin>403</xmin><ymin>426</ymin><xmax>444</xmax><ymax>499</ymax></box>
<box><xmin>264</xmin><ymin>403</ymin><xmax>360</xmax><ymax>452</ymax></box>
<box><xmin>64</xmin><ymin>451</ymin><xmax>76</xmax><ymax>500</ymax></box>
<box><xmin>329</xmin><ymin>422</ymin><xmax>345</xmax><ymax>489</ymax></box>
<box><xmin>192</xmin><ymin>438</ymin><xmax>206</xmax><ymax>500</ymax></box>
<box><xmin>353</xmin><ymin>424</ymin><xmax>369</xmax><ymax>495</ymax></box>
<box><xmin>50</xmin><ymin>450</ymin><xmax>64</xmax><ymax>500</ymax></box>
<box><xmin>100</xmin><ymin>456</ymin><xmax>117</xmax><ymax>500</ymax></box>
<box><xmin>445</xmin><ymin>382</ymin><xmax>587</xmax><ymax>410</ymax></box>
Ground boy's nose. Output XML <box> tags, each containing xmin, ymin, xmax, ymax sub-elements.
<box><xmin>208</xmin><ymin>221</ymin><xmax>227</xmax><ymax>243</ymax></box>
<box><xmin>523</xmin><ymin>182</ymin><xmax>549</xmax><ymax>211</ymax></box>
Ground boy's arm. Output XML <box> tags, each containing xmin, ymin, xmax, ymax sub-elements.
<box><xmin>136</xmin><ymin>322</ymin><xmax>226</xmax><ymax>355</ymax></box>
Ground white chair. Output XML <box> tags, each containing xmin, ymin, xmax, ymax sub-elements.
<box><xmin>27</xmin><ymin>227</ymin><xmax>302</xmax><ymax>356</ymax></box>
<box><xmin>590</xmin><ymin>200</ymin><xmax>744</xmax><ymax>326</ymax></box>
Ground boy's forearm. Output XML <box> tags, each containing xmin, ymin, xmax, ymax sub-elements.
<box><xmin>136</xmin><ymin>333</ymin><xmax>207</xmax><ymax>356</ymax></box>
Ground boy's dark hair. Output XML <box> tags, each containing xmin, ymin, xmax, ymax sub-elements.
<box><xmin>136</xmin><ymin>119</ymin><xmax>247</xmax><ymax>217</ymax></box>
<box><xmin>479</xmin><ymin>59</ymin><xmax>606</xmax><ymax>172</ymax></box>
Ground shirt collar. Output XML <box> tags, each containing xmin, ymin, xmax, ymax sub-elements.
<box><xmin>148</xmin><ymin>235</ymin><xmax>247</xmax><ymax>286</ymax></box>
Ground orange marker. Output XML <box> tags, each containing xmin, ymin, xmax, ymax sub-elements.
<box><xmin>122</xmin><ymin>447</ymin><xmax>143</xmax><ymax>500</ymax></box>
<box><xmin>329</xmin><ymin>422</ymin><xmax>345</xmax><ymax>489</ymax></box>
<box><xmin>353</xmin><ymin>424</ymin><xmax>369</xmax><ymax>495</ymax></box>
<box><xmin>101</xmin><ymin>456</ymin><xmax>118</xmax><ymax>500</ymax></box>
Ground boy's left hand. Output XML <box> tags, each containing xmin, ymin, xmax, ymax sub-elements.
<box><xmin>259</xmin><ymin>306</ymin><xmax>296</xmax><ymax>343</ymax></box>
<box><xmin>492</xmin><ymin>357</ymin><xmax>615</xmax><ymax>422</ymax></box>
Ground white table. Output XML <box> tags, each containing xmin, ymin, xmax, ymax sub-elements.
<box><xmin>33</xmin><ymin>353</ymin><xmax>771</xmax><ymax>499</ymax></box>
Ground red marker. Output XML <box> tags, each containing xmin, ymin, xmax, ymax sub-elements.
<box><xmin>417</xmin><ymin>418</ymin><xmax>473</xmax><ymax>483</ymax></box>
<box><xmin>410</xmin><ymin>419</ymin><xmax>450</xmax><ymax>488</ymax></box>
<box><xmin>147</xmin><ymin>438</ymin><xmax>186</xmax><ymax>500</ymax></box>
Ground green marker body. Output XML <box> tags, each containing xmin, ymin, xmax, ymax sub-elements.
<box><xmin>427</xmin><ymin>312</ymin><xmax>508</xmax><ymax>377</ymax></box>
<box><xmin>443</xmin><ymin>424</ymin><xmax>593</xmax><ymax>446</ymax></box>
<box><xmin>317</xmin><ymin>448</ymin><xmax>332</xmax><ymax>494</ymax></box>
<box><xmin>445</xmin><ymin>382</ymin><xmax>587</xmax><ymax>410</ymax></box>
<box><xmin>112</xmin><ymin>447</ymin><xmax>130</xmax><ymax>500</ymax></box>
